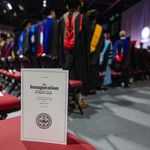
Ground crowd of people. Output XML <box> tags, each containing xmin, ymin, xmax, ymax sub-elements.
<box><xmin>0</xmin><ymin>0</ymin><xmax>150</xmax><ymax>96</ymax></box>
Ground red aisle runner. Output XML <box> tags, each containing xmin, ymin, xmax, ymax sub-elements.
<box><xmin>0</xmin><ymin>117</ymin><xmax>95</xmax><ymax>150</ymax></box>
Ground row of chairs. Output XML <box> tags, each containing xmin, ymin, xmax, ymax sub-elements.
<box><xmin>1</xmin><ymin>67</ymin><xmax>149</xmax><ymax>120</ymax></box>
<box><xmin>0</xmin><ymin>70</ymin><xmax>21</xmax><ymax>119</ymax></box>
<box><xmin>0</xmin><ymin>69</ymin><xmax>84</xmax><ymax>120</ymax></box>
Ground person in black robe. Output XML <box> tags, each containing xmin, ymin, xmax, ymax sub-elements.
<box><xmin>59</xmin><ymin>0</ymin><xmax>89</xmax><ymax>93</ymax></box>
<box><xmin>86</xmin><ymin>9</ymin><xmax>103</xmax><ymax>94</ymax></box>
<box><xmin>18</xmin><ymin>21</ymin><xmax>33</xmax><ymax>68</ymax></box>
<box><xmin>39</xmin><ymin>6</ymin><xmax>59</xmax><ymax>68</ymax></box>
<box><xmin>114</xmin><ymin>31</ymin><xmax>131</xmax><ymax>88</ymax></box>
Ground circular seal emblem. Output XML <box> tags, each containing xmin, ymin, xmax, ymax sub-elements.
<box><xmin>36</xmin><ymin>113</ymin><xmax>52</xmax><ymax>129</ymax></box>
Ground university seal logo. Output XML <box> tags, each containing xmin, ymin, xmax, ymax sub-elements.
<box><xmin>36</xmin><ymin>113</ymin><xmax>52</xmax><ymax>129</ymax></box>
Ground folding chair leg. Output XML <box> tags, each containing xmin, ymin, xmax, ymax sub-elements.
<box><xmin>0</xmin><ymin>113</ymin><xmax>8</xmax><ymax>120</ymax></box>
<box><xmin>74</xmin><ymin>94</ymin><xmax>83</xmax><ymax>114</ymax></box>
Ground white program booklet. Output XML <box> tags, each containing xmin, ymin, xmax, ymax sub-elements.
<box><xmin>21</xmin><ymin>69</ymin><xmax>68</xmax><ymax>145</ymax></box>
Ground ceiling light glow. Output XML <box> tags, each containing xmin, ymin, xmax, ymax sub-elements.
<box><xmin>141</xmin><ymin>26</ymin><xmax>150</xmax><ymax>39</ymax></box>
<box><xmin>18</xmin><ymin>4</ymin><xmax>24</xmax><ymax>11</ymax></box>
<box><xmin>3</xmin><ymin>9</ymin><xmax>7</xmax><ymax>13</ymax></box>
<box><xmin>43</xmin><ymin>0</ymin><xmax>47</xmax><ymax>7</ymax></box>
<box><xmin>7</xmin><ymin>3</ymin><xmax>13</xmax><ymax>10</ymax></box>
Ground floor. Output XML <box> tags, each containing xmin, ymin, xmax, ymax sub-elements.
<box><xmin>6</xmin><ymin>80</ymin><xmax>150</xmax><ymax>150</ymax></box>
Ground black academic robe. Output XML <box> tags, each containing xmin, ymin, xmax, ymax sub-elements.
<box><xmin>40</xmin><ymin>18</ymin><xmax>59</xmax><ymax>68</ymax></box>
<box><xmin>114</xmin><ymin>38</ymin><xmax>131</xmax><ymax>71</ymax></box>
<box><xmin>114</xmin><ymin>37</ymin><xmax>131</xmax><ymax>85</ymax></box>
<box><xmin>28</xmin><ymin>24</ymin><xmax>41</xmax><ymax>68</ymax></box>
<box><xmin>88</xmin><ymin>23</ymin><xmax>103</xmax><ymax>90</ymax></box>
<box><xmin>59</xmin><ymin>11</ymin><xmax>89</xmax><ymax>92</ymax></box>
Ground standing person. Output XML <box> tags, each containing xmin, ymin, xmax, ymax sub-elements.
<box><xmin>40</xmin><ymin>5</ymin><xmax>59</xmax><ymax>68</ymax></box>
<box><xmin>59</xmin><ymin>0</ymin><xmax>89</xmax><ymax>93</ymax></box>
<box><xmin>99</xmin><ymin>33</ymin><xmax>113</xmax><ymax>89</ymax></box>
<box><xmin>87</xmin><ymin>9</ymin><xmax>103</xmax><ymax>94</ymax></box>
<box><xmin>18</xmin><ymin>20</ymin><xmax>32</xmax><ymax>68</ymax></box>
<box><xmin>114</xmin><ymin>31</ymin><xmax>131</xmax><ymax>88</ymax></box>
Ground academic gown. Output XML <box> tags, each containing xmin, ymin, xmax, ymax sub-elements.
<box><xmin>114</xmin><ymin>38</ymin><xmax>130</xmax><ymax>71</ymax></box>
<box><xmin>18</xmin><ymin>30</ymin><xmax>31</xmax><ymax>68</ymax></box>
<box><xmin>88</xmin><ymin>23</ymin><xmax>103</xmax><ymax>91</ymax></box>
<box><xmin>114</xmin><ymin>37</ymin><xmax>131</xmax><ymax>85</ymax></box>
<box><xmin>59</xmin><ymin>11</ymin><xmax>89</xmax><ymax>92</ymax></box>
<box><xmin>40</xmin><ymin>18</ymin><xmax>59</xmax><ymax>68</ymax></box>
<box><xmin>99</xmin><ymin>39</ymin><xmax>113</xmax><ymax>86</ymax></box>
<box><xmin>28</xmin><ymin>24</ymin><xmax>40</xmax><ymax>68</ymax></box>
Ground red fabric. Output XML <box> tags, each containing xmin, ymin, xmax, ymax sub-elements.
<box><xmin>0</xmin><ymin>69</ymin><xmax>7</xmax><ymax>75</ymax></box>
<box><xmin>64</xmin><ymin>15</ymin><xmax>75</xmax><ymax>51</ymax></box>
<box><xmin>116</xmin><ymin>72</ymin><xmax>122</xmax><ymax>76</ymax></box>
<box><xmin>0</xmin><ymin>93</ymin><xmax>20</xmax><ymax>111</ymax></box>
<box><xmin>111</xmin><ymin>71</ymin><xmax>117</xmax><ymax>76</ymax></box>
<box><xmin>0</xmin><ymin>117</ymin><xmax>95</xmax><ymax>150</ymax></box>
<box><xmin>112</xmin><ymin>71</ymin><xmax>122</xmax><ymax>77</ymax></box>
<box><xmin>0</xmin><ymin>71</ymin><xmax>21</xmax><ymax>80</ymax></box>
<box><xmin>7</xmin><ymin>72</ymin><xmax>21</xmax><ymax>80</ymax></box>
<box><xmin>37</xmin><ymin>24</ymin><xmax>44</xmax><ymax>58</ymax></box>
<box><xmin>79</xmin><ymin>14</ymin><xmax>83</xmax><ymax>32</ymax></box>
<box><xmin>131</xmin><ymin>40</ymin><xmax>136</xmax><ymax>45</ymax></box>
<box><xmin>69</xmin><ymin>80</ymin><xmax>82</xmax><ymax>88</ymax></box>
<box><xmin>5</xmin><ymin>47</ymin><xmax>10</xmax><ymax>58</ymax></box>
<box><xmin>115</xmin><ymin>54</ymin><xmax>123</xmax><ymax>62</ymax></box>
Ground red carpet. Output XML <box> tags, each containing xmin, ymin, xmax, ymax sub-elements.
<box><xmin>0</xmin><ymin>117</ymin><xmax>95</xmax><ymax>150</ymax></box>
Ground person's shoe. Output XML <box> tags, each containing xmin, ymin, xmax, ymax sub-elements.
<box><xmin>79</xmin><ymin>99</ymin><xmax>89</xmax><ymax>109</ymax></box>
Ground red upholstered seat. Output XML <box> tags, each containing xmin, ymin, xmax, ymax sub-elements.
<box><xmin>112</xmin><ymin>71</ymin><xmax>117</xmax><ymax>76</ymax></box>
<box><xmin>0</xmin><ymin>69</ymin><xmax>7</xmax><ymax>75</ymax></box>
<box><xmin>0</xmin><ymin>93</ymin><xmax>20</xmax><ymax>112</ymax></box>
<box><xmin>0</xmin><ymin>70</ymin><xmax>21</xmax><ymax>80</ymax></box>
<box><xmin>0</xmin><ymin>69</ymin><xmax>3</xmax><ymax>74</ymax></box>
<box><xmin>0</xmin><ymin>117</ymin><xmax>96</xmax><ymax>150</ymax></box>
<box><xmin>112</xmin><ymin>71</ymin><xmax>122</xmax><ymax>76</ymax></box>
<box><xmin>69</xmin><ymin>80</ymin><xmax>82</xmax><ymax>88</ymax></box>
<box><xmin>116</xmin><ymin>72</ymin><xmax>122</xmax><ymax>76</ymax></box>
<box><xmin>7</xmin><ymin>72</ymin><xmax>21</xmax><ymax>80</ymax></box>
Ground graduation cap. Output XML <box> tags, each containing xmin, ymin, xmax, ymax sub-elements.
<box><xmin>65</xmin><ymin>0</ymin><xmax>81</xmax><ymax>9</ymax></box>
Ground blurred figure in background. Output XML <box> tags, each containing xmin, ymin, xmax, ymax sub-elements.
<box><xmin>59</xmin><ymin>0</ymin><xmax>89</xmax><ymax>94</ymax></box>
<box><xmin>87</xmin><ymin>9</ymin><xmax>103</xmax><ymax>94</ymax></box>
<box><xmin>114</xmin><ymin>30</ymin><xmax>131</xmax><ymax>88</ymax></box>
<box><xmin>99</xmin><ymin>33</ymin><xmax>113</xmax><ymax>90</ymax></box>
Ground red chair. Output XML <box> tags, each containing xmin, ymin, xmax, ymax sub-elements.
<box><xmin>7</xmin><ymin>71</ymin><xmax>21</xmax><ymax>80</ymax></box>
<box><xmin>0</xmin><ymin>93</ymin><xmax>20</xmax><ymax>120</ymax></box>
